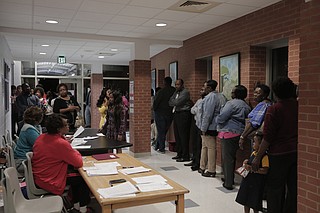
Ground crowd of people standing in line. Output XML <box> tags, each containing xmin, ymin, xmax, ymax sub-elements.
<box><xmin>152</xmin><ymin>76</ymin><xmax>298</xmax><ymax>213</ymax></box>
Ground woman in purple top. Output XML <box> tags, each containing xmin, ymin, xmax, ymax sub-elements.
<box><xmin>100</xmin><ymin>90</ymin><xmax>127</xmax><ymax>141</ymax></box>
<box><xmin>252</xmin><ymin>77</ymin><xmax>298</xmax><ymax>213</ymax></box>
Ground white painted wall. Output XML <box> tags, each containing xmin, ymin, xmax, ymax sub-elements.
<box><xmin>0</xmin><ymin>35</ymin><xmax>14</xmax><ymax>137</ymax></box>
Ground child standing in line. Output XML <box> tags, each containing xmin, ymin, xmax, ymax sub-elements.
<box><xmin>236</xmin><ymin>131</ymin><xmax>269</xmax><ymax>213</ymax></box>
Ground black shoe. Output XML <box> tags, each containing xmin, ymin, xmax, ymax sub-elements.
<box><xmin>156</xmin><ymin>150</ymin><xmax>165</xmax><ymax>154</ymax></box>
<box><xmin>172</xmin><ymin>155</ymin><xmax>180</xmax><ymax>160</ymax></box>
<box><xmin>221</xmin><ymin>177</ymin><xmax>235</xmax><ymax>184</ymax></box>
<box><xmin>184</xmin><ymin>162</ymin><xmax>193</xmax><ymax>166</ymax></box>
<box><xmin>222</xmin><ymin>183</ymin><xmax>234</xmax><ymax>190</ymax></box>
<box><xmin>202</xmin><ymin>171</ymin><xmax>216</xmax><ymax>178</ymax></box>
<box><xmin>176</xmin><ymin>158</ymin><xmax>190</xmax><ymax>162</ymax></box>
<box><xmin>198</xmin><ymin>168</ymin><xmax>205</xmax><ymax>174</ymax></box>
<box><xmin>191</xmin><ymin>166</ymin><xmax>199</xmax><ymax>171</ymax></box>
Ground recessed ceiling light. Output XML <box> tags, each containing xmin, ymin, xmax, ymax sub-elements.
<box><xmin>45</xmin><ymin>20</ymin><xmax>58</xmax><ymax>24</ymax></box>
<box><xmin>156</xmin><ymin>23</ymin><xmax>167</xmax><ymax>27</ymax></box>
<box><xmin>110</xmin><ymin>48</ymin><xmax>118</xmax><ymax>52</ymax></box>
<box><xmin>39</xmin><ymin>52</ymin><xmax>47</xmax><ymax>55</ymax></box>
<box><xmin>98</xmin><ymin>56</ymin><xmax>105</xmax><ymax>59</ymax></box>
<box><xmin>41</xmin><ymin>44</ymin><xmax>50</xmax><ymax>47</ymax></box>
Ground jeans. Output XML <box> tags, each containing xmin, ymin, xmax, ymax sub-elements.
<box><xmin>154</xmin><ymin>112</ymin><xmax>173</xmax><ymax>152</ymax></box>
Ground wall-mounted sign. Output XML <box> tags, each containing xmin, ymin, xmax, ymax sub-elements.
<box><xmin>57</xmin><ymin>56</ymin><xmax>66</xmax><ymax>64</ymax></box>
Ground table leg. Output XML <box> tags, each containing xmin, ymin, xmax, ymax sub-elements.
<box><xmin>176</xmin><ymin>194</ymin><xmax>185</xmax><ymax>213</ymax></box>
<box><xmin>101</xmin><ymin>205</ymin><xmax>112</xmax><ymax>213</ymax></box>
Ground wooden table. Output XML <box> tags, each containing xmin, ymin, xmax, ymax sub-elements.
<box><xmin>79</xmin><ymin>153</ymin><xmax>189</xmax><ymax>213</ymax></box>
<box><xmin>75</xmin><ymin>128</ymin><xmax>132</xmax><ymax>156</ymax></box>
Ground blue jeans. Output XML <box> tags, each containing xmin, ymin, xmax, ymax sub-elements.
<box><xmin>154</xmin><ymin>112</ymin><xmax>173</xmax><ymax>152</ymax></box>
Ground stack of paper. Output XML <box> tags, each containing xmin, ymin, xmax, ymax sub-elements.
<box><xmin>132</xmin><ymin>175</ymin><xmax>173</xmax><ymax>192</ymax></box>
<box><xmin>97</xmin><ymin>182</ymin><xmax>139</xmax><ymax>198</ymax></box>
<box><xmin>118</xmin><ymin>166</ymin><xmax>151</xmax><ymax>175</ymax></box>
<box><xmin>71</xmin><ymin>138</ymin><xmax>87</xmax><ymax>147</ymax></box>
<box><xmin>84</xmin><ymin>162</ymin><xmax>121</xmax><ymax>176</ymax></box>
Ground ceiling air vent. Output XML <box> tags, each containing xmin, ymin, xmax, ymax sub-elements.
<box><xmin>169</xmin><ymin>0</ymin><xmax>220</xmax><ymax>13</ymax></box>
<box><xmin>180</xmin><ymin>1</ymin><xmax>209</xmax><ymax>7</ymax></box>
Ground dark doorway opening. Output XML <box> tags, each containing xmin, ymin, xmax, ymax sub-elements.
<box><xmin>272</xmin><ymin>46</ymin><xmax>288</xmax><ymax>80</ymax></box>
<box><xmin>38</xmin><ymin>78</ymin><xmax>59</xmax><ymax>94</ymax></box>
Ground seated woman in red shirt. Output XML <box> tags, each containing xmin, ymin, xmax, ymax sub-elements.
<box><xmin>32</xmin><ymin>114</ymin><xmax>91</xmax><ymax>213</ymax></box>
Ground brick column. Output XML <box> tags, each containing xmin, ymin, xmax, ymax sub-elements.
<box><xmin>90</xmin><ymin>73</ymin><xmax>103</xmax><ymax>129</ymax></box>
<box><xmin>298</xmin><ymin>0</ymin><xmax>320</xmax><ymax>212</ymax></box>
<box><xmin>129</xmin><ymin>60</ymin><xmax>151</xmax><ymax>157</ymax></box>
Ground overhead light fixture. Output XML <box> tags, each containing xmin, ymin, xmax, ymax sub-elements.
<box><xmin>39</xmin><ymin>52</ymin><xmax>47</xmax><ymax>55</ymax></box>
<box><xmin>45</xmin><ymin>20</ymin><xmax>58</xmax><ymax>24</ymax></box>
<box><xmin>98</xmin><ymin>56</ymin><xmax>105</xmax><ymax>59</ymax></box>
<box><xmin>110</xmin><ymin>48</ymin><xmax>118</xmax><ymax>52</ymax></box>
<box><xmin>41</xmin><ymin>44</ymin><xmax>50</xmax><ymax>47</ymax></box>
<box><xmin>156</xmin><ymin>23</ymin><xmax>167</xmax><ymax>27</ymax></box>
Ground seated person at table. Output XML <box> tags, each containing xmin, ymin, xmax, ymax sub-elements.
<box><xmin>100</xmin><ymin>90</ymin><xmax>127</xmax><ymax>141</ymax></box>
<box><xmin>32</xmin><ymin>114</ymin><xmax>91</xmax><ymax>213</ymax></box>
<box><xmin>14</xmin><ymin>106</ymin><xmax>43</xmax><ymax>174</ymax></box>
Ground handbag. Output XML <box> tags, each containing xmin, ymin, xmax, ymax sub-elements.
<box><xmin>74</xmin><ymin>114</ymin><xmax>85</xmax><ymax>128</ymax></box>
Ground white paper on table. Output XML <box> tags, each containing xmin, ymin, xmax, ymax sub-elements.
<box><xmin>73</xmin><ymin>126</ymin><xmax>85</xmax><ymax>138</ymax></box>
<box><xmin>132</xmin><ymin>175</ymin><xmax>167</xmax><ymax>184</ymax></box>
<box><xmin>118</xmin><ymin>166</ymin><xmax>151</xmax><ymax>175</ymax></box>
<box><xmin>97</xmin><ymin>182</ymin><xmax>139</xmax><ymax>198</ymax></box>
<box><xmin>82</xmin><ymin>166</ymin><xmax>97</xmax><ymax>171</ymax></box>
<box><xmin>136</xmin><ymin>182</ymin><xmax>173</xmax><ymax>192</ymax></box>
<box><xmin>82</xmin><ymin>136</ymin><xmax>99</xmax><ymax>140</ymax></box>
<box><xmin>71</xmin><ymin>138</ymin><xmax>87</xmax><ymax>147</ymax></box>
<box><xmin>86</xmin><ymin>167</ymin><xmax>118</xmax><ymax>176</ymax></box>
<box><xmin>96</xmin><ymin>133</ymin><xmax>104</xmax><ymax>136</ymax></box>
<box><xmin>73</xmin><ymin>145</ymin><xmax>91</xmax><ymax>149</ymax></box>
<box><xmin>94</xmin><ymin>162</ymin><xmax>121</xmax><ymax>168</ymax></box>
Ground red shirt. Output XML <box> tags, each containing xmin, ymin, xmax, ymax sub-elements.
<box><xmin>263</xmin><ymin>99</ymin><xmax>298</xmax><ymax>155</ymax></box>
<box><xmin>33</xmin><ymin>134</ymin><xmax>83</xmax><ymax>195</ymax></box>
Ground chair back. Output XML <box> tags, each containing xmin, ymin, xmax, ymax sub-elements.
<box><xmin>24</xmin><ymin>152</ymin><xmax>49</xmax><ymax>199</ymax></box>
<box><xmin>1</xmin><ymin>178</ymin><xmax>8</xmax><ymax>213</ymax></box>
<box><xmin>6</xmin><ymin>145</ymin><xmax>15</xmax><ymax>169</ymax></box>
<box><xmin>3</xmin><ymin>167</ymin><xmax>25</xmax><ymax>213</ymax></box>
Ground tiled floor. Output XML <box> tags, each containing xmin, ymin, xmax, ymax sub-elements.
<box><xmin>109</xmin><ymin>147</ymin><xmax>244</xmax><ymax>213</ymax></box>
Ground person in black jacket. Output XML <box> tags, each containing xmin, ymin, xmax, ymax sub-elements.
<box><xmin>152</xmin><ymin>77</ymin><xmax>175</xmax><ymax>154</ymax></box>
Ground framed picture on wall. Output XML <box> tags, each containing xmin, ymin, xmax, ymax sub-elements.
<box><xmin>219</xmin><ymin>53</ymin><xmax>240</xmax><ymax>100</ymax></box>
<box><xmin>169</xmin><ymin>61</ymin><xmax>178</xmax><ymax>86</ymax></box>
<box><xmin>151</xmin><ymin>69</ymin><xmax>156</xmax><ymax>93</ymax></box>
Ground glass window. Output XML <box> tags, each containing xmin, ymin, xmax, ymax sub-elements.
<box><xmin>103</xmin><ymin>65</ymin><xmax>129</xmax><ymax>77</ymax></box>
<box><xmin>36</xmin><ymin>62</ymin><xmax>79</xmax><ymax>76</ymax></box>
<box><xmin>21</xmin><ymin>61</ymin><xmax>35</xmax><ymax>75</ymax></box>
<box><xmin>22</xmin><ymin>77</ymin><xmax>35</xmax><ymax>89</ymax></box>
<box><xmin>83</xmin><ymin>64</ymin><xmax>91</xmax><ymax>77</ymax></box>
<box><xmin>103</xmin><ymin>79</ymin><xmax>129</xmax><ymax>96</ymax></box>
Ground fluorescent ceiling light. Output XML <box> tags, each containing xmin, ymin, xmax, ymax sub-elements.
<box><xmin>41</xmin><ymin>44</ymin><xmax>50</xmax><ymax>47</ymax></box>
<box><xmin>39</xmin><ymin>52</ymin><xmax>47</xmax><ymax>55</ymax></box>
<box><xmin>45</xmin><ymin>20</ymin><xmax>58</xmax><ymax>24</ymax></box>
<box><xmin>156</xmin><ymin>23</ymin><xmax>167</xmax><ymax>27</ymax></box>
<box><xmin>110</xmin><ymin>48</ymin><xmax>118</xmax><ymax>52</ymax></box>
<box><xmin>98</xmin><ymin>56</ymin><xmax>105</xmax><ymax>59</ymax></box>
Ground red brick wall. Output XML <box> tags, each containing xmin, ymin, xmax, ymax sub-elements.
<box><xmin>298</xmin><ymin>1</ymin><xmax>320</xmax><ymax>212</ymax></box>
<box><xmin>91</xmin><ymin>74</ymin><xmax>103</xmax><ymax>129</ymax></box>
<box><xmin>129</xmin><ymin>60</ymin><xmax>151</xmax><ymax>154</ymax></box>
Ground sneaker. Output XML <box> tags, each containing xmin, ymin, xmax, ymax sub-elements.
<box><xmin>198</xmin><ymin>168</ymin><xmax>205</xmax><ymax>175</ymax></box>
<box><xmin>202</xmin><ymin>171</ymin><xmax>216</xmax><ymax>178</ymax></box>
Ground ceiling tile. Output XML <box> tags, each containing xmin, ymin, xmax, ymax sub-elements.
<box><xmin>0</xmin><ymin>20</ymin><xmax>32</xmax><ymax>29</ymax></box>
<box><xmin>132</xmin><ymin>26</ymin><xmax>165</xmax><ymax>34</ymax></box>
<box><xmin>96</xmin><ymin>30</ymin><xmax>128</xmax><ymax>37</ymax></box>
<box><xmin>110</xmin><ymin>15</ymin><xmax>148</xmax><ymax>25</ymax></box>
<box><xmin>129</xmin><ymin>0</ymin><xmax>178</xmax><ymax>9</ymax></box>
<box><xmin>67</xmin><ymin>27</ymin><xmax>100</xmax><ymax>34</ymax></box>
<box><xmin>204</xmin><ymin>3</ymin><xmax>257</xmax><ymax>17</ymax></box>
<box><xmin>142</xmin><ymin>19</ymin><xmax>179</xmax><ymax>28</ymax></box>
<box><xmin>188</xmin><ymin>14</ymin><xmax>232</xmax><ymax>25</ymax></box>
<box><xmin>34</xmin><ymin>6</ymin><xmax>76</xmax><ymax>19</ymax></box>
<box><xmin>0</xmin><ymin>0</ymin><xmax>33</xmax><ymax>5</ymax></box>
<box><xmin>73</xmin><ymin>12</ymin><xmax>114</xmax><ymax>22</ymax></box>
<box><xmin>33</xmin><ymin>0</ymin><xmax>83</xmax><ymax>10</ymax></box>
<box><xmin>0</xmin><ymin>2</ymin><xmax>32</xmax><ymax>15</ymax></box>
<box><xmin>154</xmin><ymin>10</ymin><xmax>197</xmax><ymax>22</ymax></box>
<box><xmin>226</xmin><ymin>0</ymin><xmax>280</xmax><ymax>8</ymax></box>
<box><xmin>80</xmin><ymin>0</ymin><xmax>124</xmax><ymax>14</ymax></box>
<box><xmin>33</xmin><ymin>38</ymin><xmax>61</xmax><ymax>45</ymax></box>
<box><xmin>102</xmin><ymin>23</ymin><xmax>136</xmax><ymax>32</ymax></box>
<box><xmin>33</xmin><ymin>16</ymin><xmax>71</xmax><ymax>26</ymax></box>
<box><xmin>125</xmin><ymin>32</ymin><xmax>153</xmax><ymax>38</ymax></box>
<box><xmin>119</xmin><ymin>6</ymin><xmax>163</xmax><ymax>18</ymax></box>
<box><xmin>69</xmin><ymin>20</ymin><xmax>105</xmax><ymax>29</ymax></box>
